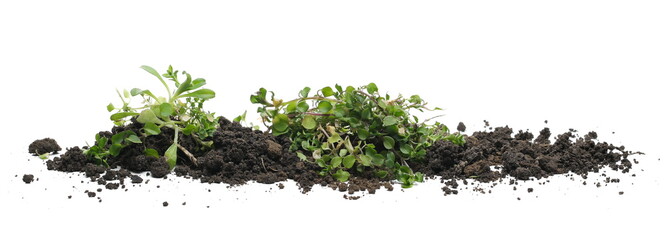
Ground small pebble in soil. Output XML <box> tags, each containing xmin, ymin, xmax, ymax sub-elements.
<box><xmin>163</xmin><ymin>201</ymin><xmax>169</xmax><ymax>207</ymax></box>
<box><xmin>457</xmin><ymin>122</ymin><xmax>466</xmax><ymax>132</ymax></box>
<box><xmin>22</xmin><ymin>174</ymin><xmax>35</xmax><ymax>184</ymax></box>
<box><xmin>130</xmin><ymin>175</ymin><xmax>143</xmax><ymax>184</ymax></box>
<box><xmin>97</xmin><ymin>188</ymin><xmax>102</xmax><ymax>192</ymax></box>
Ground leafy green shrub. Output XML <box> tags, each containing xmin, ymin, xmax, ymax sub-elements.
<box><xmin>251</xmin><ymin>83</ymin><xmax>464</xmax><ymax>187</ymax></box>
<box><xmin>85</xmin><ymin>65</ymin><xmax>218</xmax><ymax>169</ymax></box>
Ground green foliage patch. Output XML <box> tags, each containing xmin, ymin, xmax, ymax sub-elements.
<box><xmin>251</xmin><ymin>83</ymin><xmax>464</xmax><ymax>187</ymax></box>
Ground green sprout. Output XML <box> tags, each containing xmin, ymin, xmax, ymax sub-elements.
<box><xmin>86</xmin><ymin>65</ymin><xmax>219</xmax><ymax>169</ymax></box>
<box><xmin>251</xmin><ymin>83</ymin><xmax>464</xmax><ymax>188</ymax></box>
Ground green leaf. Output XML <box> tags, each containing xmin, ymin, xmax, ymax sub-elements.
<box><xmin>332</xmin><ymin>169</ymin><xmax>350</xmax><ymax>182</ymax></box>
<box><xmin>302</xmin><ymin>115</ymin><xmax>317</xmax><ymax>130</ymax></box>
<box><xmin>38</xmin><ymin>153</ymin><xmax>49</xmax><ymax>160</ymax></box>
<box><xmin>385</xmin><ymin>151</ymin><xmax>395</xmax><ymax>167</ymax></box>
<box><xmin>342</xmin><ymin>155</ymin><xmax>355</xmax><ymax>169</ymax></box>
<box><xmin>173</xmin><ymin>74</ymin><xmax>193</xmax><ymax>97</ymax></box>
<box><xmin>296</xmin><ymin>101</ymin><xmax>309</xmax><ymax>112</ymax></box>
<box><xmin>165</xmin><ymin>143</ymin><xmax>178</xmax><ymax>169</ymax></box>
<box><xmin>96</xmin><ymin>136</ymin><xmax>108</xmax><ymax>148</ymax></box>
<box><xmin>159</xmin><ymin>103</ymin><xmax>174</xmax><ymax>118</ymax></box>
<box><xmin>109</xmin><ymin>144</ymin><xmax>123</xmax><ymax>156</ymax></box>
<box><xmin>178</xmin><ymin>89</ymin><xmax>215</xmax><ymax>99</ymax></box>
<box><xmin>321</xmin><ymin>87</ymin><xmax>335</xmax><ymax>97</ymax></box>
<box><xmin>190</xmin><ymin>78</ymin><xmax>206</xmax><ymax>89</ymax></box>
<box><xmin>328</xmin><ymin>133</ymin><xmax>342</xmax><ymax>144</ymax></box>
<box><xmin>317</xmin><ymin>101</ymin><xmax>332</xmax><ymax>113</ymax></box>
<box><xmin>144</xmin><ymin>122</ymin><xmax>161</xmax><ymax>135</ymax></box>
<box><xmin>299</xmin><ymin>87</ymin><xmax>311</xmax><ymax>98</ymax></box>
<box><xmin>126</xmin><ymin>134</ymin><xmax>142</xmax><ymax>144</ymax></box>
<box><xmin>382</xmin><ymin>116</ymin><xmax>399</xmax><ymax>126</ymax></box>
<box><xmin>367</xmin><ymin>83</ymin><xmax>378</xmax><ymax>94</ymax></box>
<box><xmin>233</xmin><ymin>110</ymin><xmax>247</xmax><ymax>122</ymax></box>
<box><xmin>286</xmin><ymin>101</ymin><xmax>297</xmax><ymax>112</ymax></box>
<box><xmin>383</xmin><ymin>136</ymin><xmax>395</xmax><ymax>149</ymax></box>
<box><xmin>145</xmin><ymin>148</ymin><xmax>160</xmax><ymax>158</ymax></box>
<box><xmin>400</xmin><ymin>144</ymin><xmax>414</xmax><ymax>155</ymax></box>
<box><xmin>140</xmin><ymin>65</ymin><xmax>164</xmax><ymax>81</ymax></box>
<box><xmin>375</xmin><ymin>170</ymin><xmax>388</xmax><ymax>178</ymax></box>
<box><xmin>331</xmin><ymin>157</ymin><xmax>342</xmax><ymax>168</ymax></box>
<box><xmin>137</xmin><ymin>109</ymin><xmax>162</xmax><ymax>124</ymax></box>
<box><xmin>272</xmin><ymin>114</ymin><xmax>290</xmax><ymax>132</ymax></box>
<box><xmin>339</xmin><ymin>149</ymin><xmax>348</xmax><ymax>157</ymax></box>
<box><xmin>358</xmin><ymin>129</ymin><xmax>369</xmax><ymax>140</ymax></box>
<box><xmin>106</xmin><ymin>103</ymin><xmax>115</xmax><ymax>112</ymax></box>
<box><xmin>110</xmin><ymin>112</ymin><xmax>139</xmax><ymax>121</ymax></box>
<box><xmin>360</xmin><ymin>155</ymin><xmax>372</xmax><ymax>166</ymax></box>
<box><xmin>296</xmin><ymin>151</ymin><xmax>308</xmax><ymax>161</ymax></box>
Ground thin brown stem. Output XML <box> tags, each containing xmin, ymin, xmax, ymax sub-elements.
<box><xmin>177</xmin><ymin>144</ymin><xmax>198</xmax><ymax>166</ymax></box>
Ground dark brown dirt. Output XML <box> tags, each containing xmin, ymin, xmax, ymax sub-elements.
<box><xmin>414</xmin><ymin>126</ymin><xmax>639</xmax><ymax>193</ymax></box>
<box><xmin>22</xmin><ymin>174</ymin><xmax>34</xmax><ymax>184</ymax></box>
<box><xmin>35</xmin><ymin>118</ymin><xmax>640</xmax><ymax>200</ymax></box>
<box><xmin>28</xmin><ymin>138</ymin><xmax>61</xmax><ymax>155</ymax></box>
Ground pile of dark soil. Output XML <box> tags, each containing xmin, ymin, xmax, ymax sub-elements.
<box><xmin>33</xmin><ymin>118</ymin><xmax>640</xmax><ymax>199</ymax></box>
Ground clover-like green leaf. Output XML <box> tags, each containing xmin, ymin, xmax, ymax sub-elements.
<box><xmin>302</xmin><ymin>115</ymin><xmax>317</xmax><ymax>130</ymax></box>
<box><xmin>367</xmin><ymin>83</ymin><xmax>378</xmax><ymax>94</ymax></box>
<box><xmin>137</xmin><ymin>109</ymin><xmax>162</xmax><ymax>124</ymax></box>
<box><xmin>359</xmin><ymin>155</ymin><xmax>372</xmax><ymax>166</ymax></box>
<box><xmin>106</xmin><ymin>103</ymin><xmax>115</xmax><ymax>112</ymax></box>
<box><xmin>317</xmin><ymin>101</ymin><xmax>332</xmax><ymax>113</ymax></box>
<box><xmin>321</xmin><ymin>87</ymin><xmax>335</xmax><ymax>97</ymax></box>
<box><xmin>299</xmin><ymin>87</ymin><xmax>311</xmax><ymax>98</ymax></box>
<box><xmin>144</xmin><ymin>122</ymin><xmax>161</xmax><ymax>135</ymax></box>
<box><xmin>383</xmin><ymin>136</ymin><xmax>395</xmax><ymax>149</ymax></box>
<box><xmin>331</xmin><ymin>157</ymin><xmax>342</xmax><ymax>168</ymax></box>
<box><xmin>296</xmin><ymin>101</ymin><xmax>309</xmax><ymax>112</ymax></box>
<box><xmin>332</xmin><ymin>169</ymin><xmax>350</xmax><ymax>182</ymax></box>
<box><xmin>145</xmin><ymin>148</ymin><xmax>160</xmax><ymax>158</ymax></box>
<box><xmin>342</xmin><ymin>155</ymin><xmax>355</xmax><ymax>169</ymax></box>
<box><xmin>126</xmin><ymin>134</ymin><xmax>142</xmax><ymax>144</ymax></box>
<box><xmin>159</xmin><ymin>103</ymin><xmax>174</xmax><ymax>118</ymax></box>
<box><xmin>272</xmin><ymin>114</ymin><xmax>290</xmax><ymax>132</ymax></box>
<box><xmin>383</xmin><ymin>116</ymin><xmax>399</xmax><ymax>126</ymax></box>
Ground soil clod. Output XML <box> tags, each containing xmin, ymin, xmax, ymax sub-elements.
<box><xmin>22</xmin><ymin>174</ymin><xmax>34</xmax><ymax>184</ymax></box>
<box><xmin>28</xmin><ymin>138</ymin><xmax>61</xmax><ymax>155</ymax></box>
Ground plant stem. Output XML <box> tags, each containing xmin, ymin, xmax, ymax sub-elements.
<box><xmin>177</xmin><ymin>144</ymin><xmax>198</xmax><ymax>166</ymax></box>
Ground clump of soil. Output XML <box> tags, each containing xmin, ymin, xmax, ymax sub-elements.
<box><xmin>28</xmin><ymin>138</ymin><xmax>61</xmax><ymax>155</ymax></box>
<box><xmin>33</xmin><ymin>118</ymin><xmax>640</xmax><ymax>200</ymax></box>
<box><xmin>415</xmin><ymin>126</ymin><xmax>638</xmax><ymax>187</ymax></box>
<box><xmin>22</xmin><ymin>174</ymin><xmax>34</xmax><ymax>184</ymax></box>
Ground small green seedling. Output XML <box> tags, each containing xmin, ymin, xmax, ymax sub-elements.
<box><xmin>86</xmin><ymin>65</ymin><xmax>219</xmax><ymax>169</ymax></box>
<box><xmin>251</xmin><ymin>83</ymin><xmax>464</xmax><ymax>188</ymax></box>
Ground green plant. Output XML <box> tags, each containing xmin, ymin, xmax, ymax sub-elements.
<box><xmin>86</xmin><ymin>65</ymin><xmax>219</xmax><ymax>169</ymax></box>
<box><xmin>251</xmin><ymin>83</ymin><xmax>464</xmax><ymax>187</ymax></box>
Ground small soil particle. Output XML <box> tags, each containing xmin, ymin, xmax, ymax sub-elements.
<box><xmin>163</xmin><ymin>201</ymin><xmax>168</xmax><ymax>207</ymax></box>
<box><xmin>130</xmin><ymin>175</ymin><xmax>143</xmax><ymax>184</ymax></box>
<box><xmin>87</xmin><ymin>192</ymin><xmax>96</xmax><ymax>198</ymax></box>
<box><xmin>619</xmin><ymin>191</ymin><xmax>624</xmax><ymax>195</ymax></box>
<box><xmin>457</xmin><ymin>122</ymin><xmax>466</xmax><ymax>132</ymax></box>
<box><xmin>22</xmin><ymin>174</ymin><xmax>34</xmax><ymax>184</ymax></box>
<box><xmin>68</xmin><ymin>195</ymin><xmax>72</xmax><ymax>199</ymax></box>
<box><xmin>527</xmin><ymin>188</ymin><xmax>533</xmax><ymax>193</ymax></box>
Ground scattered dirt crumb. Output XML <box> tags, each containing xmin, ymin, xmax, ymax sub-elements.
<box><xmin>22</xmin><ymin>174</ymin><xmax>34</xmax><ymax>184</ymax></box>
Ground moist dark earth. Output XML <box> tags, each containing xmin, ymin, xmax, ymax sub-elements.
<box><xmin>32</xmin><ymin>118</ymin><xmax>641</xmax><ymax>199</ymax></box>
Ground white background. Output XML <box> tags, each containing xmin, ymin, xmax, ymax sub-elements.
<box><xmin>1</xmin><ymin>1</ymin><xmax>664</xmax><ymax>239</ymax></box>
